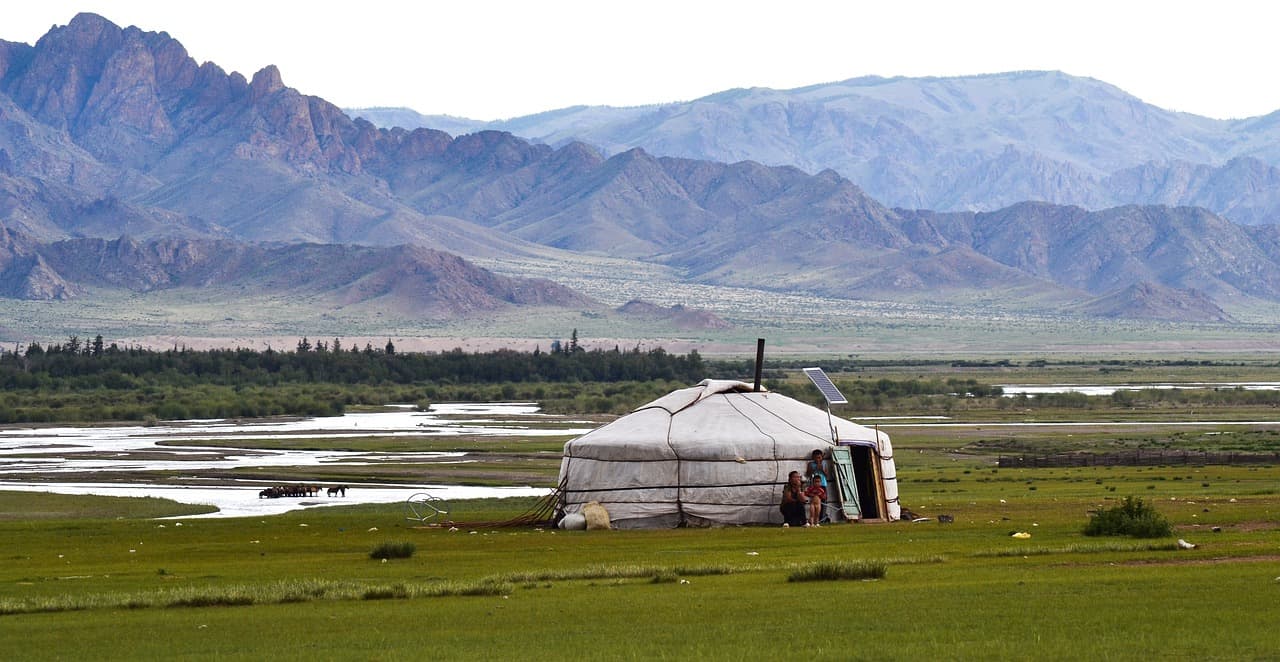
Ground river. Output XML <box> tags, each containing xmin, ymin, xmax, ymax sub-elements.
<box><xmin>0</xmin><ymin>403</ymin><xmax>593</xmax><ymax>518</ymax></box>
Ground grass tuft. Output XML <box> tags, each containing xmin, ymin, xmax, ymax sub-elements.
<box><xmin>361</xmin><ymin>584</ymin><xmax>409</xmax><ymax>600</ymax></box>
<box><xmin>370</xmin><ymin>541</ymin><xmax>416</xmax><ymax>560</ymax></box>
<box><xmin>650</xmin><ymin>572</ymin><xmax>679</xmax><ymax>584</ymax></box>
<box><xmin>489</xmin><ymin>562</ymin><xmax>735</xmax><ymax>584</ymax></box>
<box><xmin>788</xmin><ymin>560</ymin><xmax>887</xmax><ymax>583</ymax></box>
<box><xmin>0</xmin><ymin>577</ymin><xmax>513</xmax><ymax>615</ymax></box>
<box><xmin>423</xmin><ymin>580</ymin><xmax>512</xmax><ymax>597</ymax></box>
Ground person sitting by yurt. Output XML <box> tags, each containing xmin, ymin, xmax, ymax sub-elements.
<box><xmin>779</xmin><ymin>471</ymin><xmax>808</xmax><ymax>527</ymax></box>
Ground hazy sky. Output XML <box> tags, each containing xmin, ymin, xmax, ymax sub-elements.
<box><xmin>6</xmin><ymin>1</ymin><xmax>1278</xmax><ymax>121</ymax></box>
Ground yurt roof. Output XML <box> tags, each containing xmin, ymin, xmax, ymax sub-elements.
<box><xmin>564</xmin><ymin>379</ymin><xmax>884</xmax><ymax>462</ymax></box>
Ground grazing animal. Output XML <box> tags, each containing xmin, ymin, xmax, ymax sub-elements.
<box><xmin>327</xmin><ymin>485</ymin><xmax>347</xmax><ymax>497</ymax></box>
<box><xmin>258</xmin><ymin>484</ymin><xmax>320</xmax><ymax>499</ymax></box>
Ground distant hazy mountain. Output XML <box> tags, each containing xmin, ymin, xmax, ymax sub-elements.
<box><xmin>5</xmin><ymin>13</ymin><xmax>1280</xmax><ymax>324</ymax></box>
<box><xmin>347</xmin><ymin>108</ymin><xmax>487</xmax><ymax>138</ymax></box>
<box><xmin>353</xmin><ymin>72</ymin><xmax>1280</xmax><ymax>225</ymax></box>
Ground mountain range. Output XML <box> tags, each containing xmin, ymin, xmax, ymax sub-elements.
<box><xmin>353</xmin><ymin>72</ymin><xmax>1280</xmax><ymax>226</ymax></box>
<box><xmin>1</xmin><ymin>13</ymin><xmax>1279</xmax><ymax>327</ymax></box>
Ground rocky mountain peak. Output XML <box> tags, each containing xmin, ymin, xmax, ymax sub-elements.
<box><xmin>249</xmin><ymin>65</ymin><xmax>285</xmax><ymax>99</ymax></box>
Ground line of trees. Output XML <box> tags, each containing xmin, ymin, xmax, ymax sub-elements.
<box><xmin>0</xmin><ymin>334</ymin><xmax>720</xmax><ymax>424</ymax></box>
<box><xmin>0</xmin><ymin>336</ymin><xmax>709</xmax><ymax>390</ymax></box>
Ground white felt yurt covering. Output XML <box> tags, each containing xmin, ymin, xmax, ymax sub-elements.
<box><xmin>557</xmin><ymin>379</ymin><xmax>900</xmax><ymax>528</ymax></box>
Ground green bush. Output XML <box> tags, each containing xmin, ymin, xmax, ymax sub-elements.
<box><xmin>369</xmin><ymin>541</ymin><xmax>416</xmax><ymax>560</ymax></box>
<box><xmin>1083</xmin><ymin>496</ymin><xmax>1173</xmax><ymax>538</ymax></box>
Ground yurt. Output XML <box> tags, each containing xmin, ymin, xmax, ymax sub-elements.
<box><xmin>557</xmin><ymin>379</ymin><xmax>900</xmax><ymax>528</ymax></box>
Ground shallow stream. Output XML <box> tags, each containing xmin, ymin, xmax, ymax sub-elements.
<box><xmin>0</xmin><ymin>403</ymin><xmax>591</xmax><ymax>518</ymax></box>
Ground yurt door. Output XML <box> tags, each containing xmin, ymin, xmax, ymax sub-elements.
<box><xmin>830</xmin><ymin>446</ymin><xmax>863</xmax><ymax>520</ymax></box>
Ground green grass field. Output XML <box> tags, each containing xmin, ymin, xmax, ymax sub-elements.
<box><xmin>3</xmin><ymin>360</ymin><xmax>1280</xmax><ymax>659</ymax></box>
<box><xmin>0</xmin><ymin>461</ymin><xmax>1275</xmax><ymax>660</ymax></box>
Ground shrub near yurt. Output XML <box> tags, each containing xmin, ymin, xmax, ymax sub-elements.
<box><xmin>557</xmin><ymin>380</ymin><xmax>899</xmax><ymax>529</ymax></box>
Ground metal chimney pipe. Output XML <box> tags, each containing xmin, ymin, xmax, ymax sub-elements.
<box><xmin>753</xmin><ymin>338</ymin><xmax>765</xmax><ymax>391</ymax></box>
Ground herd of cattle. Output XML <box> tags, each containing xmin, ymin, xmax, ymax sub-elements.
<box><xmin>258</xmin><ymin>484</ymin><xmax>348</xmax><ymax>499</ymax></box>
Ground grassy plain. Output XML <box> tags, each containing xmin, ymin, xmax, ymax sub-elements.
<box><xmin>3</xmin><ymin>361</ymin><xmax>1280</xmax><ymax>659</ymax></box>
<box><xmin>1</xmin><ymin>456</ymin><xmax>1277</xmax><ymax>659</ymax></box>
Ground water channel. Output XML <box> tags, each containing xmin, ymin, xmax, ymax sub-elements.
<box><xmin>0</xmin><ymin>403</ymin><xmax>594</xmax><ymax>518</ymax></box>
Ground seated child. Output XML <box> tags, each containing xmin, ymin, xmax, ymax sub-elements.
<box><xmin>804</xmin><ymin>474</ymin><xmax>827</xmax><ymax>526</ymax></box>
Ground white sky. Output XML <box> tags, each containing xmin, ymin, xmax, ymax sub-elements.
<box><xmin>5</xmin><ymin>1</ymin><xmax>1277</xmax><ymax>121</ymax></box>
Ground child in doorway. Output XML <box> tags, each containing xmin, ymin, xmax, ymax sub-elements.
<box><xmin>807</xmin><ymin>449</ymin><xmax>829</xmax><ymax>489</ymax></box>
<box><xmin>804</xmin><ymin>473</ymin><xmax>827</xmax><ymax>527</ymax></box>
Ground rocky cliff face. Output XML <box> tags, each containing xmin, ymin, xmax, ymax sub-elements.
<box><xmin>0</xmin><ymin>226</ymin><xmax>77</xmax><ymax>299</ymax></box>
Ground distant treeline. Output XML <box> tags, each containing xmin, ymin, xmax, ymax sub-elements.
<box><xmin>0</xmin><ymin>336</ymin><xmax>721</xmax><ymax>423</ymax></box>
<box><xmin>1</xmin><ymin>336</ymin><xmax>710</xmax><ymax>387</ymax></box>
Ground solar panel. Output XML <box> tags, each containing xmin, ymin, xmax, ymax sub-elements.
<box><xmin>803</xmin><ymin>367</ymin><xmax>847</xmax><ymax>405</ymax></box>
